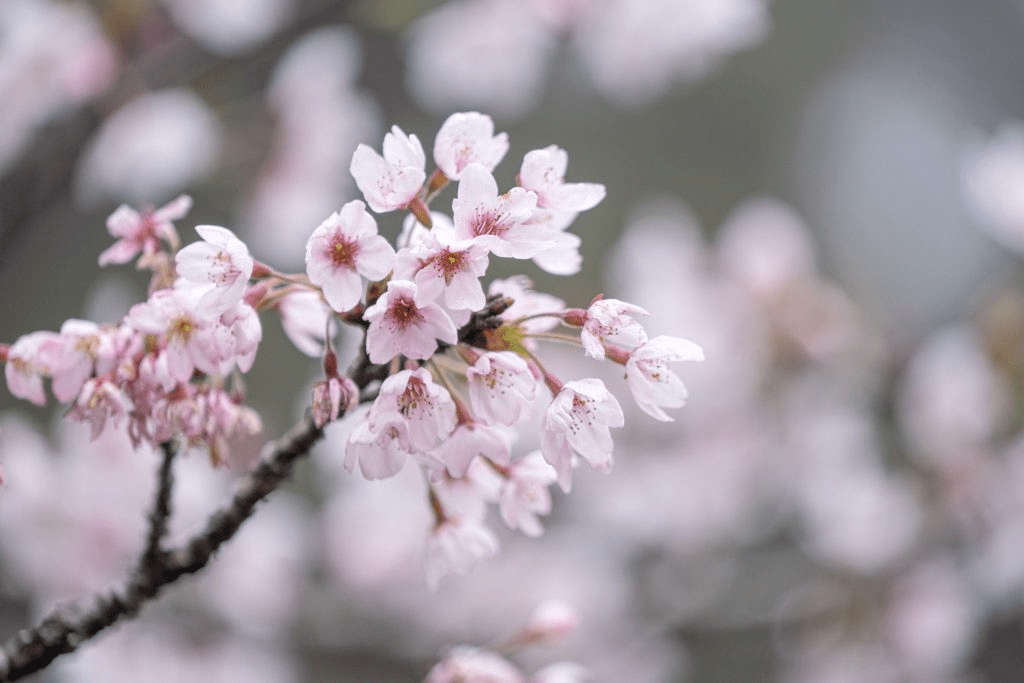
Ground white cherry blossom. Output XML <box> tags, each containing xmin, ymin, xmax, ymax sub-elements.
<box><xmin>175</xmin><ymin>224</ymin><xmax>253</xmax><ymax>315</ymax></box>
<box><xmin>498</xmin><ymin>451</ymin><xmax>557</xmax><ymax>537</ymax></box>
<box><xmin>350</xmin><ymin>125</ymin><xmax>426</xmax><ymax>212</ymax></box>
<box><xmin>433</xmin><ymin>111</ymin><xmax>509</xmax><ymax>180</ymax></box>
<box><xmin>466</xmin><ymin>351</ymin><xmax>537</xmax><ymax>425</ymax></box>
<box><xmin>540</xmin><ymin>378</ymin><xmax>624</xmax><ymax>492</ymax></box>
<box><xmin>452</xmin><ymin>163</ymin><xmax>548</xmax><ymax>258</ymax></box>
<box><xmin>578</xmin><ymin>297</ymin><xmax>649</xmax><ymax>360</ymax></box>
<box><xmin>625</xmin><ymin>335</ymin><xmax>704</xmax><ymax>421</ymax></box>
<box><xmin>518</xmin><ymin>145</ymin><xmax>605</xmax><ymax>213</ymax></box>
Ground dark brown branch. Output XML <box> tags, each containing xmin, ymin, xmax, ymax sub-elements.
<box><xmin>140</xmin><ymin>441</ymin><xmax>177</xmax><ymax>567</ymax></box>
<box><xmin>0</xmin><ymin>415</ymin><xmax>323</xmax><ymax>681</ymax></box>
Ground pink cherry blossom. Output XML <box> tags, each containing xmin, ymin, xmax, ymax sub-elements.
<box><xmin>498</xmin><ymin>451</ymin><xmax>557</xmax><ymax>537</ymax></box>
<box><xmin>578</xmin><ymin>297</ymin><xmax>649</xmax><ymax>360</ymax></box>
<box><xmin>433</xmin><ymin>111</ymin><xmax>510</xmax><ymax>180</ymax></box>
<box><xmin>540</xmin><ymin>378</ymin><xmax>624</xmax><ymax>492</ymax></box>
<box><xmin>519</xmin><ymin>145</ymin><xmax>605</xmax><ymax>213</ymax></box>
<box><xmin>424</xmin><ymin>515</ymin><xmax>499</xmax><ymax>588</ymax></box>
<box><xmin>4</xmin><ymin>331</ymin><xmax>60</xmax><ymax>406</ymax></box>
<box><xmin>363</xmin><ymin>280</ymin><xmax>457</xmax><ymax>364</ymax></box>
<box><xmin>431</xmin><ymin>421</ymin><xmax>511</xmax><ymax>478</ymax></box>
<box><xmin>305</xmin><ymin>200</ymin><xmax>396</xmax><ymax>313</ymax></box>
<box><xmin>395</xmin><ymin>223</ymin><xmax>490</xmax><ymax>311</ymax></box>
<box><xmin>344</xmin><ymin>420</ymin><xmax>411</xmax><ymax>480</ymax></box>
<box><xmin>36</xmin><ymin>319</ymin><xmax>117</xmax><ymax>403</ymax></box>
<box><xmin>126</xmin><ymin>289</ymin><xmax>216</xmax><ymax>383</ymax></box>
<box><xmin>466</xmin><ymin>351</ymin><xmax>537</xmax><ymax>425</ymax></box>
<box><xmin>350</xmin><ymin>125</ymin><xmax>426</xmax><ymax>212</ymax></box>
<box><xmin>368</xmin><ymin>368</ymin><xmax>457</xmax><ymax>454</ymax></box>
<box><xmin>625</xmin><ymin>335</ymin><xmax>704</xmax><ymax>421</ymax></box>
<box><xmin>175</xmin><ymin>225</ymin><xmax>254</xmax><ymax>315</ymax></box>
<box><xmin>311</xmin><ymin>376</ymin><xmax>358</xmax><ymax>428</ymax></box>
<box><xmin>67</xmin><ymin>378</ymin><xmax>132</xmax><ymax>440</ymax></box>
<box><xmin>490</xmin><ymin>276</ymin><xmax>565</xmax><ymax>336</ymax></box>
<box><xmin>452</xmin><ymin>163</ymin><xmax>549</xmax><ymax>258</ymax></box>
<box><xmin>98</xmin><ymin>195</ymin><xmax>190</xmax><ymax>266</ymax></box>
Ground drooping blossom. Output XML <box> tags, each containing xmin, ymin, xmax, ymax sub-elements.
<box><xmin>175</xmin><ymin>225</ymin><xmax>254</xmax><ymax>315</ymax></box>
<box><xmin>350</xmin><ymin>125</ymin><xmax>426</xmax><ymax>212</ymax></box>
<box><xmin>452</xmin><ymin>163</ymin><xmax>547</xmax><ymax>258</ymax></box>
<box><xmin>311</xmin><ymin>376</ymin><xmax>358</xmax><ymax>428</ymax></box>
<box><xmin>625</xmin><ymin>335</ymin><xmax>704</xmax><ymax>421</ymax></box>
<box><xmin>304</xmin><ymin>200</ymin><xmax>396</xmax><ymax>313</ymax></box>
<box><xmin>67</xmin><ymin>378</ymin><xmax>132</xmax><ymax>440</ymax></box>
<box><xmin>497</xmin><ymin>451</ymin><xmax>557</xmax><ymax>537</ymax></box>
<box><xmin>424</xmin><ymin>515</ymin><xmax>500</xmax><ymax>588</ymax></box>
<box><xmin>363</xmin><ymin>280</ymin><xmax>457</xmax><ymax>364</ymax></box>
<box><xmin>367</xmin><ymin>368</ymin><xmax>457</xmax><ymax>454</ymax></box>
<box><xmin>98</xmin><ymin>195</ymin><xmax>190</xmax><ymax>266</ymax></box>
<box><xmin>344</xmin><ymin>420</ymin><xmax>411</xmax><ymax>480</ymax></box>
<box><xmin>541</xmin><ymin>378</ymin><xmax>624</xmax><ymax>492</ymax></box>
<box><xmin>575</xmin><ymin>297</ymin><xmax>649</xmax><ymax>360</ymax></box>
<box><xmin>431</xmin><ymin>420</ymin><xmax>511</xmax><ymax>478</ymax></box>
<box><xmin>433</xmin><ymin>111</ymin><xmax>509</xmax><ymax>180</ymax></box>
<box><xmin>465</xmin><ymin>351</ymin><xmax>537</xmax><ymax>425</ymax></box>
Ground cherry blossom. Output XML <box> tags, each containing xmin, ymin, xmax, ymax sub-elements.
<box><xmin>305</xmin><ymin>200</ymin><xmax>396</xmax><ymax>313</ymax></box>
<box><xmin>175</xmin><ymin>225</ymin><xmax>254</xmax><ymax>315</ymax></box>
<box><xmin>350</xmin><ymin>125</ymin><xmax>426</xmax><ymax>213</ymax></box>
<box><xmin>395</xmin><ymin>224</ymin><xmax>490</xmax><ymax>312</ymax></box>
<box><xmin>367</xmin><ymin>368</ymin><xmax>457</xmax><ymax>454</ymax></box>
<box><xmin>36</xmin><ymin>319</ymin><xmax>117</xmax><ymax>403</ymax></box>
<box><xmin>451</xmin><ymin>163</ymin><xmax>547</xmax><ymax>258</ymax></box>
<box><xmin>518</xmin><ymin>145</ymin><xmax>605</xmax><ymax>213</ymax></box>
<box><xmin>276</xmin><ymin>289</ymin><xmax>332</xmax><ymax>357</ymax></box>
<box><xmin>311</xmin><ymin>376</ymin><xmax>358</xmax><ymax>428</ymax></box>
<box><xmin>573</xmin><ymin>297</ymin><xmax>649</xmax><ymax>360</ymax></box>
<box><xmin>424</xmin><ymin>515</ymin><xmax>499</xmax><ymax>588</ymax></box>
<box><xmin>625</xmin><ymin>335</ymin><xmax>704</xmax><ymax>421</ymax></box>
<box><xmin>431</xmin><ymin>420</ymin><xmax>511</xmax><ymax>478</ymax></box>
<box><xmin>465</xmin><ymin>351</ymin><xmax>537</xmax><ymax>426</ymax></box>
<box><xmin>433</xmin><ymin>111</ymin><xmax>509</xmax><ymax>180</ymax></box>
<box><xmin>67</xmin><ymin>378</ymin><xmax>132</xmax><ymax>440</ymax></box>
<box><xmin>344</xmin><ymin>419</ymin><xmax>411</xmax><ymax>480</ymax></box>
<box><xmin>98</xmin><ymin>195</ymin><xmax>190</xmax><ymax>267</ymax></box>
<box><xmin>4</xmin><ymin>331</ymin><xmax>59</xmax><ymax>406</ymax></box>
<box><xmin>497</xmin><ymin>451</ymin><xmax>557</xmax><ymax>537</ymax></box>
<box><xmin>363</xmin><ymin>280</ymin><xmax>457</xmax><ymax>364</ymax></box>
<box><xmin>541</xmin><ymin>378</ymin><xmax>624</xmax><ymax>492</ymax></box>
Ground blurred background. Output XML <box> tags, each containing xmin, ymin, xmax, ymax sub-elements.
<box><xmin>4</xmin><ymin>0</ymin><xmax>1024</xmax><ymax>681</ymax></box>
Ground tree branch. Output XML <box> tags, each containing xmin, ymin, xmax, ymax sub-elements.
<box><xmin>0</xmin><ymin>415</ymin><xmax>323</xmax><ymax>681</ymax></box>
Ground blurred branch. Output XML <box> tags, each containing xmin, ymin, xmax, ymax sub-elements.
<box><xmin>0</xmin><ymin>0</ymin><xmax>356</xmax><ymax>271</ymax></box>
<box><xmin>141</xmin><ymin>440</ymin><xmax>177</xmax><ymax>566</ymax></box>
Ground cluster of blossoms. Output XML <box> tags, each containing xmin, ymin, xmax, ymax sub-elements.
<box><xmin>1</xmin><ymin>111</ymin><xmax>702</xmax><ymax>583</ymax></box>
